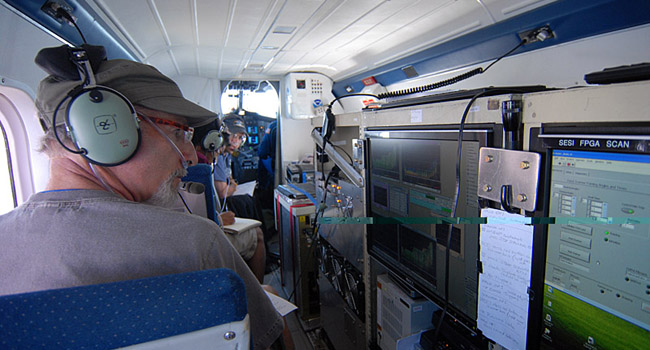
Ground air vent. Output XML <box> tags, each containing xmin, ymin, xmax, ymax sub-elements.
<box><xmin>273</xmin><ymin>26</ymin><xmax>296</xmax><ymax>34</ymax></box>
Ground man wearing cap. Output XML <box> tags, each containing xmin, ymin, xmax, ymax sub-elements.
<box><xmin>214</xmin><ymin>114</ymin><xmax>248</xmax><ymax>200</ymax></box>
<box><xmin>0</xmin><ymin>51</ymin><xmax>284</xmax><ymax>349</ymax></box>
<box><xmin>190</xmin><ymin>120</ymin><xmax>266</xmax><ymax>283</ymax></box>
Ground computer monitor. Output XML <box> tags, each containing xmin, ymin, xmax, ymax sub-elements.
<box><xmin>530</xmin><ymin>124</ymin><xmax>650</xmax><ymax>349</ymax></box>
<box><xmin>365</xmin><ymin>124</ymin><xmax>500</xmax><ymax>331</ymax></box>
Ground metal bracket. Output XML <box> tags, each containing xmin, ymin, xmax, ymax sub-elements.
<box><xmin>352</xmin><ymin>138</ymin><xmax>364</xmax><ymax>171</ymax></box>
<box><xmin>477</xmin><ymin>147</ymin><xmax>541</xmax><ymax>212</ymax></box>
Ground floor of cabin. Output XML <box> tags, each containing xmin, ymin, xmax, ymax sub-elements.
<box><xmin>264</xmin><ymin>234</ymin><xmax>332</xmax><ymax>350</ymax></box>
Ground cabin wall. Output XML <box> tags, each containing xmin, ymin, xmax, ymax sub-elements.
<box><xmin>0</xmin><ymin>5</ymin><xmax>63</xmax><ymax>199</ymax></box>
<box><xmin>383</xmin><ymin>24</ymin><xmax>650</xmax><ymax>94</ymax></box>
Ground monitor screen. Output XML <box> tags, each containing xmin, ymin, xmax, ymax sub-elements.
<box><xmin>366</xmin><ymin>127</ymin><xmax>495</xmax><ymax>329</ymax></box>
<box><xmin>540</xmin><ymin>149</ymin><xmax>650</xmax><ymax>349</ymax></box>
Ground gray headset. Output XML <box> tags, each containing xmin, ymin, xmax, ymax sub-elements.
<box><xmin>202</xmin><ymin>129</ymin><xmax>224</xmax><ymax>152</ymax></box>
<box><xmin>51</xmin><ymin>47</ymin><xmax>140</xmax><ymax>166</ymax></box>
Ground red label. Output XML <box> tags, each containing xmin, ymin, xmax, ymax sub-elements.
<box><xmin>362</xmin><ymin>76</ymin><xmax>377</xmax><ymax>86</ymax></box>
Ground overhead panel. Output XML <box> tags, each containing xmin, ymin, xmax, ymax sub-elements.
<box><xmin>197</xmin><ymin>46</ymin><xmax>220</xmax><ymax>77</ymax></box>
<box><xmin>196</xmin><ymin>0</ymin><xmax>231</xmax><ymax>47</ymax></box>
<box><xmin>288</xmin><ymin>0</ymin><xmax>384</xmax><ymax>52</ymax></box>
<box><xmin>145</xmin><ymin>51</ymin><xmax>178</xmax><ymax>77</ymax></box>
<box><xmin>171</xmin><ymin>46</ymin><xmax>197</xmax><ymax>75</ymax></box>
<box><xmin>156</xmin><ymin>0</ymin><xmax>194</xmax><ymax>46</ymax></box>
<box><xmin>487</xmin><ymin>0</ymin><xmax>557</xmax><ymax>21</ymax></box>
<box><xmin>93</xmin><ymin>0</ymin><xmax>166</xmax><ymax>56</ymax></box>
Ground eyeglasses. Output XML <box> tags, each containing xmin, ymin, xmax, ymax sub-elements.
<box><xmin>138</xmin><ymin>114</ymin><xmax>194</xmax><ymax>144</ymax></box>
<box><xmin>229</xmin><ymin>133</ymin><xmax>247</xmax><ymax>144</ymax></box>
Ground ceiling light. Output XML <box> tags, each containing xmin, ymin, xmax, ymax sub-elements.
<box><xmin>273</xmin><ymin>26</ymin><xmax>296</xmax><ymax>34</ymax></box>
<box><xmin>261</xmin><ymin>46</ymin><xmax>279</xmax><ymax>50</ymax></box>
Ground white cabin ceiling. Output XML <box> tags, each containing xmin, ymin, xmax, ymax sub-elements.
<box><xmin>83</xmin><ymin>0</ymin><xmax>557</xmax><ymax>81</ymax></box>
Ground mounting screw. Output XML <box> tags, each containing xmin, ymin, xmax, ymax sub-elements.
<box><xmin>520</xmin><ymin>161</ymin><xmax>530</xmax><ymax>169</ymax></box>
<box><xmin>224</xmin><ymin>331</ymin><xmax>236</xmax><ymax>340</ymax></box>
<box><xmin>484</xmin><ymin>155</ymin><xmax>494</xmax><ymax>163</ymax></box>
<box><xmin>517</xmin><ymin>194</ymin><xmax>527</xmax><ymax>202</ymax></box>
<box><xmin>483</xmin><ymin>184</ymin><xmax>493</xmax><ymax>192</ymax></box>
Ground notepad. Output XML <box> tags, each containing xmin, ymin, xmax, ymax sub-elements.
<box><xmin>222</xmin><ymin>217</ymin><xmax>262</xmax><ymax>235</ymax></box>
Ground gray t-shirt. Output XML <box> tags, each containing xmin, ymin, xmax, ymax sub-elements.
<box><xmin>0</xmin><ymin>189</ymin><xmax>283</xmax><ymax>349</ymax></box>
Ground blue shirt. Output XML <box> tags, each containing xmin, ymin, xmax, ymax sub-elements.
<box><xmin>213</xmin><ymin>152</ymin><xmax>231</xmax><ymax>183</ymax></box>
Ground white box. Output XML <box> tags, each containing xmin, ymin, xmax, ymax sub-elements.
<box><xmin>377</xmin><ymin>274</ymin><xmax>437</xmax><ymax>350</ymax></box>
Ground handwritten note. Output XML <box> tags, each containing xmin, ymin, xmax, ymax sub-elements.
<box><xmin>477</xmin><ymin>208</ymin><xmax>534</xmax><ymax>350</ymax></box>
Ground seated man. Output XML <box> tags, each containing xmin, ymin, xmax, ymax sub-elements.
<box><xmin>213</xmin><ymin>114</ymin><xmax>247</xmax><ymax>201</ymax></box>
<box><xmin>190</xmin><ymin>120</ymin><xmax>266</xmax><ymax>283</ymax></box>
<box><xmin>0</xmin><ymin>46</ymin><xmax>283</xmax><ymax>350</ymax></box>
<box><xmin>214</xmin><ymin>115</ymin><xmax>267</xmax><ymax>235</ymax></box>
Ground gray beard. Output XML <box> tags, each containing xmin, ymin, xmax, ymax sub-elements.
<box><xmin>144</xmin><ymin>168</ymin><xmax>187</xmax><ymax>208</ymax></box>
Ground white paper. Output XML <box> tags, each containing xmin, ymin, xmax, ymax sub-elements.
<box><xmin>477</xmin><ymin>208</ymin><xmax>534</xmax><ymax>350</ymax></box>
<box><xmin>265</xmin><ymin>290</ymin><xmax>298</xmax><ymax>316</ymax></box>
<box><xmin>410</xmin><ymin>109</ymin><xmax>423</xmax><ymax>123</ymax></box>
<box><xmin>233</xmin><ymin>181</ymin><xmax>256</xmax><ymax>197</ymax></box>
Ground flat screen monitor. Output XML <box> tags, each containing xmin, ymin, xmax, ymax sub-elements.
<box><xmin>529</xmin><ymin>124</ymin><xmax>650</xmax><ymax>349</ymax></box>
<box><xmin>365</xmin><ymin>125</ymin><xmax>499</xmax><ymax>330</ymax></box>
<box><xmin>540</xmin><ymin>149</ymin><xmax>650</xmax><ymax>349</ymax></box>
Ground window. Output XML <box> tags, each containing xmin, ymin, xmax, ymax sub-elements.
<box><xmin>220</xmin><ymin>80</ymin><xmax>279</xmax><ymax>118</ymax></box>
<box><xmin>0</xmin><ymin>120</ymin><xmax>16</xmax><ymax>214</ymax></box>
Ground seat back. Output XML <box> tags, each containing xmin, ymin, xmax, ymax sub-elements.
<box><xmin>0</xmin><ymin>269</ymin><xmax>249</xmax><ymax>349</ymax></box>
<box><xmin>182</xmin><ymin>164</ymin><xmax>220</xmax><ymax>222</ymax></box>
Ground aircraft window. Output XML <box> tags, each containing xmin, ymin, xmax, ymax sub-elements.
<box><xmin>221</xmin><ymin>80</ymin><xmax>278</xmax><ymax>119</ymax></box>
<box><xmin>0</xmin><ymin>120</ymin><xmax>16</xmax><ymax>215</ymax></box>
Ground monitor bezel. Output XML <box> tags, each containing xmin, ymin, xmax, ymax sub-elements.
<box><xmin>365</xmin><ymin>123</ymin><xmax>502</xmax><ymax>334</ymax></box>
<box><xmin>527</xmin><ymin>122</ymin><xmax>650</xmax><ymax>348</ymax></box>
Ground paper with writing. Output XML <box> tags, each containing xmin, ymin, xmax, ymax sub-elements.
<box><xmin>477</xmin><ymin>208</ymin><xmax>534</xmax><ymax>350</ymax></box>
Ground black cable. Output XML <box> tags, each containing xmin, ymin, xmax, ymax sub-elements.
<box><xmin>484</xmin><ymin>39</ymin><xmax>526</xmax><ymax>72</ymax></box>
<box><xmin>51</xmin><ymin>95</ymin><xmax>85</xmax><ymax>155</ymax></box>
<box><xmin>56</xmin><ymin>7</ymin><xmax>87</xmax><ymax>44</ymax></box>
<box><xmin>177</xmin><ymin>191</ymin><xmax>192</xmax><ymax>214</ymax></box>
<box><xmin>328</xmin><ymin>93</ymin><xmax>380</xmax><ymax>109</ymax></box>
<box><xmin>332</xmin><ymin>144</ymin><xmax>353</xmax><ymax>163</ymax></box>
<box><xmin>377</xmin><ymin>38</ymin><xmax>527</xmax><ymax>100</ymax></box>
<box><xmin>288</xmin><ymin>166</ymin><xmax>338</xmax><ymax>302</ymax></box>
<box><xmin>432</xmin><ymin>91</ymin><xmax>488</xmax><ymax>343</ymax></box>
<box><xmin>378</xmin><ymin>67</ymin><xmax>483</xmax><ymax>99</ymax></box>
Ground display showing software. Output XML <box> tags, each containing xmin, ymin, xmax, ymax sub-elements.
<box><xmin>366</xmin><ymin>130</ymin><xmax>486</xmax><ymax>326</ymax></box>
<box><xmin>541</xmin><ymin>150</ymin><xmax>650</xmax><ymax>349</ymax></box>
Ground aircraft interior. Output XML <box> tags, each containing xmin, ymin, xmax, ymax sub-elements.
<box><xmin>0</xmin><ymin>0</ymin><xmax>649</xmax><ymax>349</ymax></box>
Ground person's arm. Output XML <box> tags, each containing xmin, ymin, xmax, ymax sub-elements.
<box><xmin>214</xmin><ymin>178</ymin><xmax>237</xmax><ymax>199</ymax></box>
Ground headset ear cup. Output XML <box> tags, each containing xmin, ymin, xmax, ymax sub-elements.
<box><xmin>66</xmin><ymin>86</ymin><xmax>140</xmax><ymax>166</ymax></box>
<box><xmin>202</xmin><ymin>130</ymin><xmax>223</xmax><ymax>151</ymax></box>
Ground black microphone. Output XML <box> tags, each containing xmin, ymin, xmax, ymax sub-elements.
<box><xmin>180</xmin><ymin>181</ymin><xmax>205</xmax><ymax>194</ymax></box>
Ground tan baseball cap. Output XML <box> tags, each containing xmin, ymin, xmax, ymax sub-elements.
<box><xmin>36</xmin><ymin>58</ymin><xmax>217</xmax><ymax>129</ymax></box>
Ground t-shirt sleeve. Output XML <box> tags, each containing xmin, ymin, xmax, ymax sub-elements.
<box><xmin>203</xmin><ymin>225</ymin><xmax>284</xmax><ymax>349</ymax></box>
<box><xmin>213</xmin><ymin>154</ymin><xmax>229</xmax><ymax>183</ymax></box>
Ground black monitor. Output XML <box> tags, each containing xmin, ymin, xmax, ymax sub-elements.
<box><xmin>365</xmin><ymin>124</ymin><xmax>501</xmax><ymax>332</ymax></box>
<box><xmin>529</xmin><ymin>123</ymin><xmax>650</xmax><ymax>349</ymax></box>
